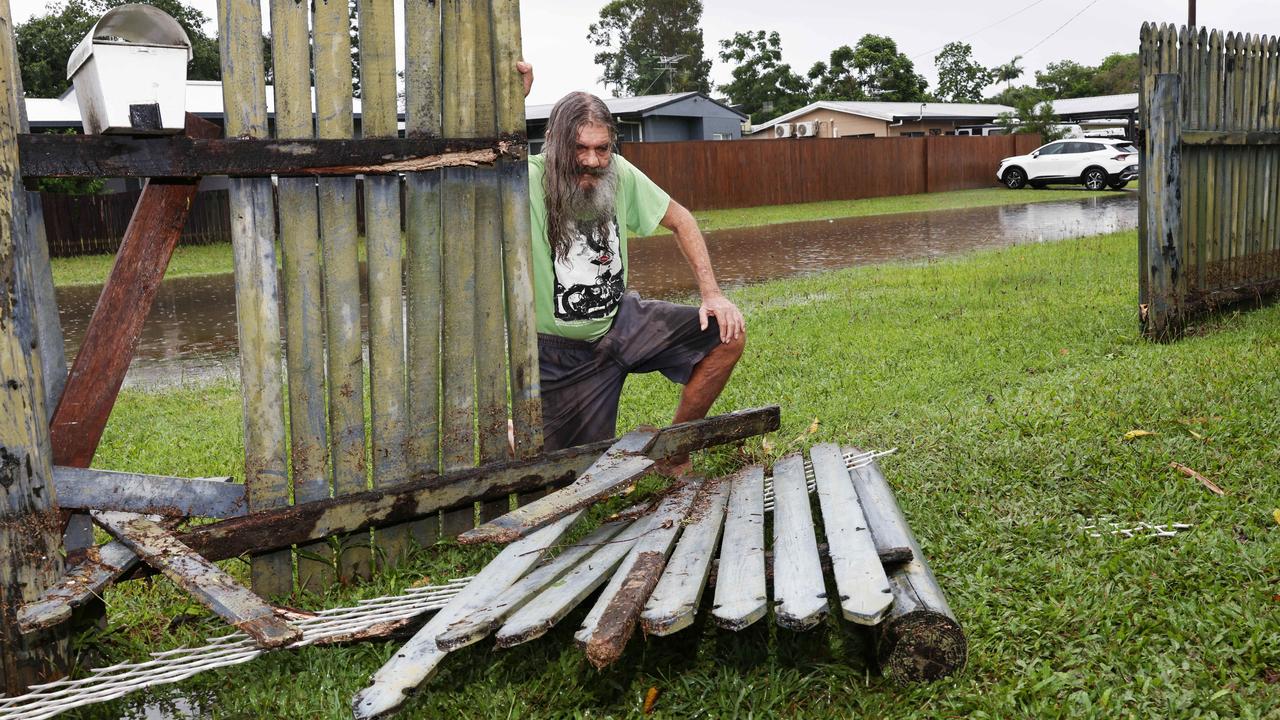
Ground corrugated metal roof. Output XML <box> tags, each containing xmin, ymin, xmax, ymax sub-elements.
<box><xmin>26</xmin><ymin>79</ymin><xmax>362</xmax><ymax>126</ymax></box>
<box><xmin>1047</xmin><ymin>93</ymin><xmax>1139</xmax><ymax>118</ymax></box>
<box><xmin>525</xmin><ymin>91</ymin><xmax>745</xmax><ymax>121</ymax></box>
<box><xmin>748</xmin><ymin>100</ymin><xmax>1015</xmax><ymax>134</ymax></box>
<box><xmin>29</xmin><ymin>83</ymin><xmax>744</xmax><ymax>128</ymax></box>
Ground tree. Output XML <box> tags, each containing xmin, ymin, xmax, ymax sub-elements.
<box><xmin>992</xmin><ymin>55</ymin><xmax>1023</xmax><ymax>90</ymax></box>
<box><xmin>16</xmin><ymin>0</ymin><xmax>222</xmax><ymax>99</ymax></box>
<box><xmin>987</xmin><ymin>83</ymin><xmax>1041</xmax><ymax>107</ymax></box>
<box><xmin>933</xmin><ymin>42</ymin><xmax>992</xmax><ymax>102</ymax></box>
<box><xmin>808</xmin><ymin>34</ymin><xmax>926</xmax><ymax>102</ymax></box>
<box><xmin>1092</xmin><ymin>52</ymin><xmax>1139</xmax><ymax>95</ymax></box>
<box><xmin>1033</xmin><ymin>59</ymin><xmax>1095</xmax><ymax>99</ymax></box>
<box><xmin>995</xmin><ymin>90</ymin><xmax>1065</xmax><ymax>142</ymax></box>
<box><xmin>587</xmin><ymin>0</ymin><xmax>712</xmax><ymax>96</ymax></box>
<box><xmin>716</xmin><ymin>30</ymin><xmax>810</xmax><ymax>123</ymax></box>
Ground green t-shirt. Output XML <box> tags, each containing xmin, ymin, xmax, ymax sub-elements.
<box><xmin>529</xmin><ymin>153</ymin><xmax>671</xmax><ymax>341</ymax></box>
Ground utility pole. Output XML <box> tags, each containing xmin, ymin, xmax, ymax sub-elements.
<box><xmin>1188</xmin><ymin>0</ymin><xmax>1196</xmax><ymax>28</ymax></box>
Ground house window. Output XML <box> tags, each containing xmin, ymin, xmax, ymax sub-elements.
<box><xmin>712</xmin><ymin>132</ymin><xmax>730</xmax><ymax>140</ymax></box>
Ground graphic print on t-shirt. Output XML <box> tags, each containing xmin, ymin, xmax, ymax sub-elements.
<box><xmin>553</xmin><ymin>217</ymin><xmax>625</xmax><ymax>321</ymax></box>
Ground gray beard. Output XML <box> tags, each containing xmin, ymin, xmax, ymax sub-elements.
<box><xmin>561</xmin><ymin>163</ymin><xmax>619</xmax><ymax>224</ymax></box>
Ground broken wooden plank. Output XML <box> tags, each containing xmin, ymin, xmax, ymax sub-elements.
<box><xmin>16</xmin><ymin>541</ymin><xmax>137</xmax><ymax>633</ymax></box>
<box><xmin>435</xmin><ymin>521</ymin><xmax>628</xmax><ymax>651</ymax></box>
<box><xmin>459</xmin><ymin>430</ymin><xmax>658</xmax><ymax>545</ymax></box>
<box><xmin>769</xmin><ymin>453</ymin><xmax>826</xmax><ymax>631</ymax></box>
<box><xmin>811</xmin><ymin>443</ymin><xmax>893</xmax><ymax>625</ymax></box>
<box><xmin>711</xmin><ymin>465</ymin><xmax>768</xmax><ymax>630</ymax></box>
<box><xmin>23</xmin><ymin>408</ymin><xmax>778</xmax><ymax>620</ymax></box>
<box><xmin>17</xmin><ymin>133</ymin><xmax>525</xmax><ymax>178</ymax></box>
<box><xmin>53</xmin><ymin>467</ymin><xmax>244</xmax><ymax>518</ymax></box>
<box><xmin>91</xmin><ymin>511</ymin><xmax>299</xmax><ymax>648</ymax></box>
<box><xmin>640</xmin><ymin>478</ymin><xmax>729</xmax><ymax>636</ymax></box>
<box><xmin>844</xmin><ymin>447</ymin><xmax>967</xmax><ymax>681</ymax></box>
<box><xmin>495</xmin><ymin>520</ymin><xmax>644</xmax><ymax>648</ymax></box>
<box><xmin>574</xmin><ymin>479</ymin><xmax>702</xmax><ymax>669</ymax></box>
<box><xmin>351</xmin><ymin>511</ymin><xmax>582</xmax><ymax>720</ymax></box>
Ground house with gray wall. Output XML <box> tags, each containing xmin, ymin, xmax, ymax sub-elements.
<box><xmin>524</xmin><ymin>92</ymin><xmax>747</xmax><ymax>153</ymax></box>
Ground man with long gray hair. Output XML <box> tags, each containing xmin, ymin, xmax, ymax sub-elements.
<box><xmin>521</xmin><ymin>67</ymin><xmax>745</xmax><ymax>473</ymax></box>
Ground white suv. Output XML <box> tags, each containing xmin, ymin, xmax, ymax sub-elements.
<box><xmin>996</xmin><ymin>138</ymin><xmax>1139</xmax><ymax>191</ymax></box>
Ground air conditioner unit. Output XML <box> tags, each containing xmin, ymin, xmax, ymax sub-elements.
<box><xmin>795</xmin><ymin>121</ymin><xmax>819</xmax><ymax>138</ymax></box>
<box><xmin>774</xmin><ymin>123</ymin><xmax>793</xmax><ymax>138</ymax></box>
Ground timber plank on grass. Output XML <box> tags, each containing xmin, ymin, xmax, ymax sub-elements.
<box><xmin>52</xmin><ymin>467</ymin><xmax>243</xmax><ymax>518</ymax></box>
<box><xmin>460</xmin><ymin>430</ymin><xmax>657</xmax><ymax>545</ymax></box>
<box><xmin>574</xmin><ymin>479</ymin><xmax>703</xmax><ymax>668</ymax></box>
<box><xmin>769</xmin><ymin>453</ymin><xmax>827</xmax><ymax>631</ymax></box>
<box><xmin>711</xmin><ymin>465</ymin><xmax>768</xmax><ymax>630</ymax></box>
<box><xmin>17</xmin><ymin>541</ymin><xmax>137</xmax><ymax>633</ymax></box>
<box><xmin>495</xmin><ymin>519</ymin><xmax>644</xmax><ymax>648</ymax></box>
<box><xmin>351</xmin><ymin>511</ymin><xmax>582</xmax><ymax>720</ymax></box>
<box><xmin>810</xmin><ymin>443</ymin><xmax>893</xmax><ymax>625</ymax></box>
<box><xmin>640</xmin><ymin>478</ymin><xmax>730</xmax><ymax>636</ymax></box>
<box><xmin>92</xmin><ymin>511</ymin><xmax>299</xmax><ymax>648</ymax></box>
<box><xmin>435</xmin><ymin>521</ymin><xmax>628</xmax><ymax>651</ymax></box>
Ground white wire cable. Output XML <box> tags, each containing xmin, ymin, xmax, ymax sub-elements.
<box><xmin>0</xmin><ymin>577</ymin><xmax>472</xmax><ymax>720</ymax></box>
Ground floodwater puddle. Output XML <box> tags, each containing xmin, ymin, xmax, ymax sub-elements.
<box><xmin>54</xmin><ymin>192</ymin><xmax>1137</xmax><ymax>387</ymax></box>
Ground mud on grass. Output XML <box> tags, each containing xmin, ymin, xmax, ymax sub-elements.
<box><xmin>76</xmin><ymin>229</ymin><xmax>1280</xmax><ymax>718</ymax></box>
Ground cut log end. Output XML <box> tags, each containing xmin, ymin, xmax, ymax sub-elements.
<box><xmin>877</xmin><ymin>610</ymin><xmax>967</xmax><ymax>682</ymax></box>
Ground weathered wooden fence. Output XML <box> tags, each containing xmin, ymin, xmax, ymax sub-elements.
<box><xmin>1140</xmin><ymin>23</ymin><xmax>1280</xmax><ymax>338</ymax></box>
<box><xmin>621</xmin><ymin>134</ymin><xmax>1044</xmax><ymax>211</ymax></box>
<box><xmin>39</xmin><ymin>133</ymin><xmax>1044</xmax><ymax>256</ymax></box>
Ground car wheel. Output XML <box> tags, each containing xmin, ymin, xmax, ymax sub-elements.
<box><xmin>1082</xmin><ymin>167</ymin><xmax>1107</xmax><ymax>191</ymax></box>
<box><xmin>1003</xmin><ymin>167</ymin><xmax>1027</xmax><ymax>189</ymax></box>
<box><xmin>1029</xmin><ymin>180</ymin><xmax>1047</xmax><ymax>189</ymax></box>
<box><xmin>1107</xmin><ymin>179</ymin><xmax>1130</xmax><ymax>190</ymax></box>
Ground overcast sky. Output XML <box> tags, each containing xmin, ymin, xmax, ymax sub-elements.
<box><xmin>10</xmin><ymin>0</ymin><xmax>1277</xmax><ymax>105</ymax></box>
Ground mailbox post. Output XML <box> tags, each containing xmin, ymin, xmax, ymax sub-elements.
<box><xmin>66</xmin><ymin>4</ymin><xmax>192</xmax><ymax>135</ymax></box>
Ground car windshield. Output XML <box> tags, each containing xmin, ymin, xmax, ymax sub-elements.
<box><xmin>1115</xmin><ymin>143</ymin><xmax>1138</xmax><ymax>153</ymax></box>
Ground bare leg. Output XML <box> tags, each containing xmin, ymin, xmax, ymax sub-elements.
<box><xmin>657</xmin><ymin>333</ymin><xmax>746</xmax><ymax>477</ymax></box>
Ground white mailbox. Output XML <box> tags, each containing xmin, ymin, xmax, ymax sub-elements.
<box><xmin>66</xmin><ymin>4</ymin><xmax>192</xmax><ymax>135</ymax></box>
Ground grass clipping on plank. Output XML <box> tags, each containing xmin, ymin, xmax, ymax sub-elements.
<box><xmin>86</xmin><ymin>229</ymin><xmax>1280</xmax><ymax>719</ymax></box>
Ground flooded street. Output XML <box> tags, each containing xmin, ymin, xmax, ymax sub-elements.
<box><xmin>55</xmin><ymin>192</ymin><xmax>1136</xmax><ymax>387</ymax></box>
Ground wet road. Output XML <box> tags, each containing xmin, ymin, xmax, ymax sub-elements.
<box><xmin>55</xmin><ymin>192</ymin><xmax>1137</xmax><ymax>386</ymax></box>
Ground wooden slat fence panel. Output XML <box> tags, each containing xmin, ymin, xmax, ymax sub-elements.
<box><xmin>42</xmin><ymin>133</ymin><xmax>1045</xmax><ymax>257</ymax></box>
<box><xmin>40</xmin><ymin>188</ymin><xmax>231</xmax><ymax>257</ymax></box>
<box><xmin>1140</xmin><ymin>22</ymin><xmax>1280</xmax><ymax>338</ymax></box>
<box><xmin>621</xmin><ymin>134</ymin><xmax>1037</xmax><ymax>211</ymax></box>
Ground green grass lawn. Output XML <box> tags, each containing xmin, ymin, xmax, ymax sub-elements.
<box><xmin>72</xmin><ymin>227</ymin><xmax>1278</xmax><ymax>719</ymax></box>
<box><xmin>48</xmin><ymin>185</ymin><xmax>1130</xmax><ymax>287</ymax></box>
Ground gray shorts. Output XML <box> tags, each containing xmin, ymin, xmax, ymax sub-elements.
<box><xmin>539</xmin><ymin>292</ymin><xmax>722</xmax><ymax>452</ymax></box>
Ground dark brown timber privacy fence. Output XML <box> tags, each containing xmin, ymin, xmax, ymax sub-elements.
<box><xmin>622</xmin><ymin>134</ymin><xmax>1044</xmax><ymax>211</ymax></box>
<box><xmin>1140</xmin><ymin>23</ymin><xmax>1280</xmax><ymax>339</ymax></box>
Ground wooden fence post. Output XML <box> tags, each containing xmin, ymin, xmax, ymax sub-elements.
<box><xmin>1143</xmin><ymin>73</ymin><xmax>1184</xmax><ymax>340</ymax></box>
<box><xmin>0</xmin><ymin>0</ymin><xmax>70</xmax><ymax>691</ymax></box>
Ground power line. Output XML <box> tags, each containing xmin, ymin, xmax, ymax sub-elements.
<box><xmin>1019</xmin><ymin>0</ymin><xmax>1103</xmax><ymax>57</ymax></box>
<box><xmin>911</xmin><ymin>0</ymin><xmax>1051</xmax><ymax>60</ymax></box>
